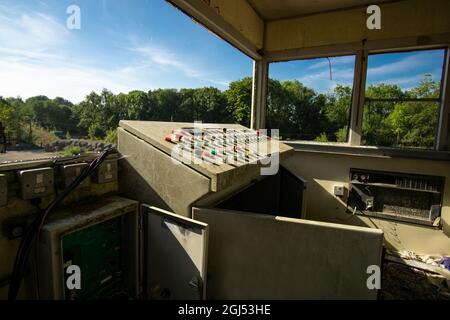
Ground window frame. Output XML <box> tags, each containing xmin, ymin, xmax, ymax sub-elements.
<box><xmin>265</xmin><ymin>40</ymin><xmax>450</xmax><ymax>153</ymax></box>
<box><xmin>267</xmin><ymin>53</ymin><xmax>358</xmax><ymax>143</ymax></box>
<box><xmin>360</xmin><ymin>46</ymin><xmax>447</xmax><ymax>150</ymax></box>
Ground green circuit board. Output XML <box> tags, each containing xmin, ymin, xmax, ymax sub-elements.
<box><xmin>61</xmin><ymin>217</ymin><xmax>126</xmax><ymax>300</ymax></box>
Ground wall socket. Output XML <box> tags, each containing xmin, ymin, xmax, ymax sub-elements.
<box><xmin>333</xmin><ymin>185</ymin><xmax>345</xmax><ymax>197</ymax></box>
<box><xmin>61</xmin><ymin>163</ymin><xmax>90</xmax><ymax>188</ymax></box>
<box><xmin>93</xmin><ymin>159</ymin><xmax>118</xmax><ymax>184</ymax></box>
<box><xmin>18</xmin><ymin>167</ymin><xmax>54</xmax><ymax>200</ymax></box>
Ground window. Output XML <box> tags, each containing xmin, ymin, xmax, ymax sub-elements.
<box><xmin>362</xmin><ymin>48</ymin><xmax>446</xmax><ymax>149</ymax></box>
<box><xmin>267</xmin><ymin>55</ymin><xmax>355</xmax><ymax>142</ymax></box>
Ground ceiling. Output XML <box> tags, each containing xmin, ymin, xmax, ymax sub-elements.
<box><xmin>246</xmin><ymin>0</ymin><xmax>398</xmax><ymax>21</ymax></box>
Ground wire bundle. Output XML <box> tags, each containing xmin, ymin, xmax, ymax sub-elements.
<box><xmin>8</xmin><ymin>149</ymin><xmax>114</xmax><ymax>300</ymax></box>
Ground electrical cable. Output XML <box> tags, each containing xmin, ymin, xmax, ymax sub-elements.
<box><xmin>8</xmin><ymin>148</ymin><xmax>114</xmax><ymax>300</ymax></box>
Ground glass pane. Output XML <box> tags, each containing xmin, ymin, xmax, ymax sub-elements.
<box><xmin>363</xmin><ymin>49</ymin><xmax>445</xmax><ymax>149</ymax></box>
<box><xmin>268</xmin><ymin>55</ymin><xmax>355</xmax><ymax>142</ymax></box>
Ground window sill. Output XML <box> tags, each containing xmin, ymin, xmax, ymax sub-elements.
<box><xmin>284</xmin><ymin>141</ymin><xmax>450</xmax><ymax>161</ymax></box>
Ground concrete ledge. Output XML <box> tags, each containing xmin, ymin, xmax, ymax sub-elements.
<box><xmin>285</xmin><ymin>141</ymin><xmax>450</xmax><ymax>161</ymax></box>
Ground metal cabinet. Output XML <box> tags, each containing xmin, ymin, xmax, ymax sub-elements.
<box><xmin>141</xmin><ymin>204</ymin><xmax>384</xmax><ymax>300</ymax></box>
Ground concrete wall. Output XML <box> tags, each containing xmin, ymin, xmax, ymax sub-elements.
<box><xmin>265</xmin><ymin>0</ymin><xmax>450</xmax><ymax>52</ymax></box>
<box><xmin>283</xmin><ymin>150</ymin><xmax>450</xmax><ymax>255</ymax></box>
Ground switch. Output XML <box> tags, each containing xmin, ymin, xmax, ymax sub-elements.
<box><xmin>93</xmin><ymin>159</ymin><xmax>117</xmax><ymax>184</ymax></box>
<box><xmin>0</xmin><ymin>174</ymin><xmax>7</xmax><ymax>206</ymax></box>
<box><xmin>18</xmin><ymin>167</ymin><xmax>54</xmax><ymax>200</ymax></box>
<box><xmin>61</xmin><ymin>163</ymin><xmax>90</xmax><ymax>188</ymax></box>
<box><xmin>333</xmin><ymin>185</ymin><xmax>345</xmax><ymax>197</ymax></box>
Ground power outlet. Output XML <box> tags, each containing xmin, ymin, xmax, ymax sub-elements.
<box><xmin>93</xmin><ymin>159</ymin><xmax>118</xmax><ymax>184</ymax></box>
<box><xmin>61</xmin><ymin>163</ymin><xmax>90</xmax><ymax>188</ymax></box>
<box><xmin>18</xmin><ymin>167</ymin><xmax>54</xmax><ymax>200</ymax></box>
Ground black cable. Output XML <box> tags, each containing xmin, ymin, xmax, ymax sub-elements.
<box><xmin>8</xmin><ymin>149</ymin><xmax>113</xmax><ymax>300</ymax></box>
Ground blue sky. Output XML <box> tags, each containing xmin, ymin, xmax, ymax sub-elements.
<box><xmin>0</xmin><ymin>0</ymin><xmax>252</xmax><ymax>102</ymax></box>
<box><xmin>270</xmin><ymin>49</ymin><xmax>445</xmax><ymax>94</ymax></box>
<box><xmin>0</xmin><ymin>0</ymin><xmax>446</xmax><ymax>103</ymax></box>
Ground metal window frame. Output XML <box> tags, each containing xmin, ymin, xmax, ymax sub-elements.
<box><xmin>263</xmin><ymin>38</ymin><xmax>450</xmax><ymax>151</ymax></box>
<box><xmin>263</xmin><ymin>52</ymin><xmax>362</xmax><ymax>143</ymax></box>
<box><xmin>363</xmin><ymin>46</ymin><xmax>449</xmax><ymax>150</ymax></box>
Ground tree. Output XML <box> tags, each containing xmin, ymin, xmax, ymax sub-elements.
<box><xmin>75</xmin><ymin>90</ymin><xmax>106</xmax><ymax>139</ymax></box>
<box><xmin>387</xmin><ymin>75</ymin><xmax>440</xmax><ymax>148</ymax></box>
<box><xmin>268</xmin><ymin>79</ymin><xmax>327</xmax><ymax>140</ymax></box>
<box><xmin>192</xmin><ymin>87</ymin><xmax>229</xmax><ymax>123</ymax></box>
<box><xmin>324</xmin><ymin>85</ymin><xmax>352</xmax><ymax>141</ymax></box>
<box><xmin>225</xmin><ymin>77</ymin><xmax>252</xmax><ymax>125</ymax></box>
<box><xmin>2</xmin><ymin>74</ymin><xmax>442</xmax><ymax>149</ymax></box>
<box><xmin>363</xmin><ymin>84</ymin><xmax>405</xmax><ymax>146</ymax></box>
<box><xmin>0</xmin><ymin>97</ymin><xmax>27</xmax><ymax>142</ymax></box>
<box><xmin>125</xmin><ymin>90</ymin><xmax>153</xmax><ymax>120</ymax></box>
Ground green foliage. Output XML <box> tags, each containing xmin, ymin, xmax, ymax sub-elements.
<box><xmin>325</xmin><ymin>85</ymin><xmax>352</xmax><ymax>135</ymax></box>
<box><xmin>335</xmin><ymin>126</ymin><xmax>349</xmax><ymax>143</ymax></box>
<box><xmin>105</xmin><ymin>128</ymin><xmax>118</xmax><ymax>144</ymax></box>
<box><xmin>0</xmin><ymin>97</ymin><xmax>27</xmax><ymax>142</ymax></box>
<box><xmin>315</xmin><ymin>132</ymin><xmax>329</xmax><ymax>142</ymax></box>
<box><xmin>75</xmin><ymin>89</ymin><xmax>125</xmax><ymax>139</ymax></box>
<box><xmin>61</xmin><ymin>146</ymin><xmax>85</xmax><ymax>157</ymax></box>
<box><xmin>0</xmin><ymin>74</ymin><xmax>441</xmax><ymax>150</ymax></box>
<box><xmin>31</xmin><ymin>125</ymin><xmax>59</xmax><ymax>146</ymax></box>
<box><xmin>225</xmin><ymin>77</ymin><xmax>252</xmax><ymax>125</ymax></box>
<box><xmin>362</xmin><ymin>75</ymin><xmax>440</xmax><ymax>149</ymax></box>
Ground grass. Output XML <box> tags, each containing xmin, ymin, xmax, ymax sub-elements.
<box><xmin>61</xmin><ymin>146</ymin><xmax>86</xmax><ymax>157</ymax></box>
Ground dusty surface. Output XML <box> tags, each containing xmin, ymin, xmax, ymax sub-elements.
<box><xmin>381</xmin><ymin>261</ymin><xmax>450</xmax><ymax>300</ymax></box>
<box><xmin>0</xmin><ymin>150</ymin><xmax>60</xmax><ymax>164</ymax></box>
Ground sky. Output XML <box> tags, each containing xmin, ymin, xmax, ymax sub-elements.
<box><xmin>0</xmin><ymin>0</ymin><xmax>446</xmax><ymax>103</ymax></box>
<box><xmin>0</xmin><ymin>0</ymin><xmax>252</xmax><ymax>102</ymax></box>
<box><xmin>270</xmin><ymin>49</ymin><xmax>445</xmax><ymax>94</ymax></box>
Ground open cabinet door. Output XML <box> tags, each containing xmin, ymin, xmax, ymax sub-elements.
<box><xmin>142</xmin><ymin>205</ymin><xmax>208</xmax><ymax>300</ymax></box>
<box><xmin>192</xmin><ymin>208</ymin><xmax>384</xmax><ymax>300</ymax></box>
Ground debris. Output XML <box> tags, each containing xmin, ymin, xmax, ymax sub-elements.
<box><xmin>441</xmin><ymin>257</ymin><xmax>450</xmax><ymax>271</ymax></box>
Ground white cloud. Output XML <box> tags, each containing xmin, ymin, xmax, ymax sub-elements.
<box><xmin>130</xmin><ymin>45</ymin><xmax>229</xmax><ymax>87</ymax></box>
<box><xmin>367</xmin><ymin>69</ymin><xmax>441</xmax><ymax>88</ymax></box>
<box><xmin>0</xmin><ymin>6</ymin><xmax>230</xmax><ymax>103</ymax></box>
<box><xmin>0</xmin><ymin>8</ymin><xmax>68</xmax><ymax>51</ymax></box>
<box><xmin>283</xmin><ymin>56</ymin><xmax>357</xmax><ymax>93</ymax></box>
<box><xmin>308</xmin><ymin>56</ymin><xmax>355</xmax><ymax>70</ymax></box>
<box><xmin>0</xmin><ymin>6</ymin><xmax>142</xmax><ymax>102</ymax></box>
<box><xmin>0</xmin><ymin>59</ymin><xmax>147</xmax><ymax>103</ymax></box>
<box><xmin>367</xmin><ymin>51</ymin><xmax>439</xmax><ymax>76</ymax></box>
<box><xmin>298</xmin><ymin>68</ymin><xmax>355</xmax><ymax>82</ymax></box>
